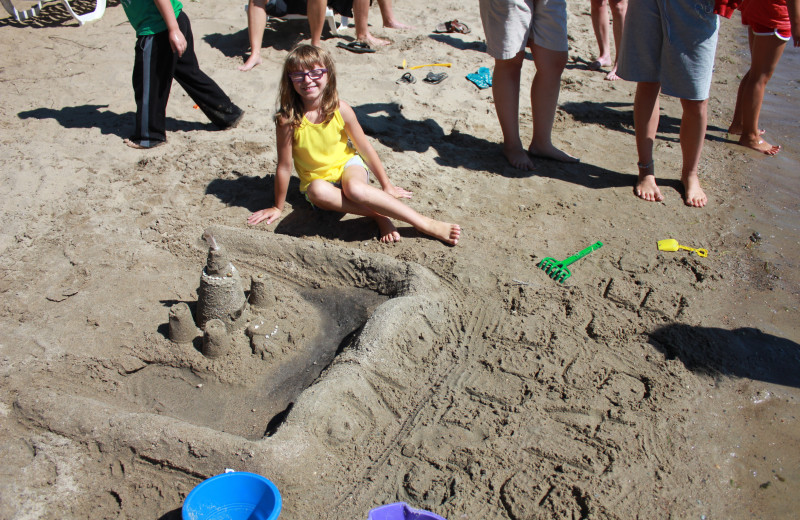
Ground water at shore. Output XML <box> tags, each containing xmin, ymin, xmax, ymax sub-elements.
<box><xmin>727</xmin><ymin>42</ymin><xmax>800</xmax><ymax>338</ymax></box>
<box><xmin>715</xmin><ymin>40</ymin><xmax>800</xmax><ymax>519</ymax></box>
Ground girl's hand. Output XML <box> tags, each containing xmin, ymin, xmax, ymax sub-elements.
<box><xmin>384</xmin><ymin>184</ymin><xmax>413</xmax><ymax>199</ymax></box>
<box><xmin>248</xmin><ymin>207</ymin><xmax>282</xmax><ymax>226</ymax></box>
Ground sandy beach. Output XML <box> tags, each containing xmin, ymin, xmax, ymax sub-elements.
<box><xmin>1</xmin><ymin>0</ymin><xmax>799</xmax><ymax>518</ymax></box>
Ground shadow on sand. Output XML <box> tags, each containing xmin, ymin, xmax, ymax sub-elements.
<box><xmin>18</xmin><ymin>105</ymin><xmax>211</xmax><ymax>138</ymax></box>
<box><xmin>648</xmin><ymin>324</ymin><xmax>800</xmax><ymax>388</ymax></box>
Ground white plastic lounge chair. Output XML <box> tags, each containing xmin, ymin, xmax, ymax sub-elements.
<box><xmin>1</xmin><ymin>0</ymin><xmax>105</xmax><ymax>26</ymax></box>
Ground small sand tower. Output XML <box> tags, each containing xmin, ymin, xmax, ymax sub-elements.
<box><xmin>196</xmin><ymin>231</ymin><xmax>248</xmax><ymax>331</ymax></box>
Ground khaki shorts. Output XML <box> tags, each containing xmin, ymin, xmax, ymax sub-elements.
<box><xmin>479</xmin><ymin>0</ymin><xmax>568</xmax><ymax>59</ymax></box>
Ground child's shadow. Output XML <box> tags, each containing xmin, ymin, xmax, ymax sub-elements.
<box><xmin>205</xmin><ymin>174</ymin><xmax>399</xmax><ymax>242</ymax></box>
<box><xmin>17</xmin><ymin>105</ymin><xmax>208</xmax><ymax>137</ymax></box>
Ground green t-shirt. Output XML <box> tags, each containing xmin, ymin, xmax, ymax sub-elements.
<box><xmin>121</xmin><ymin>0</ymin><xmax>183</xmax><ymax>36</ymax></box>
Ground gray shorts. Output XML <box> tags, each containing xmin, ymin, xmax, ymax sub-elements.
<box><xmin>617</xmin><ymin>0</ymin><xmax>719</xmax><ymax>100</ymax></box>
<box><xmin>479</xmin><ymin>0</ymin><xmax>569</xmax><ymax>59</ymax></box>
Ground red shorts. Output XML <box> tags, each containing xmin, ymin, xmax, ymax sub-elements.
<box><xmin>748</xmin><ymin>21</ymin><xmax>792</xmax><ymax>40</ymax></box>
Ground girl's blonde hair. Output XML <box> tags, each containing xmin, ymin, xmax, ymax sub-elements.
<box><xmin>276</xmin><ymin>44</ymin><xmax>339</xmax><ymax>128</ymax></box>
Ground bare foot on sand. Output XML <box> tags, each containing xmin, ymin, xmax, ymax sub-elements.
<box><xmin>124</xmin><ymin>138</ymin><xmax>164</xmax><ymax>149</ymax></box>
<box><xmin>363</xmin><ymin>34</ymin><xmax>390</xmax><ymax>47</ymax></box>
<box><xmin>634</xmin><ymin>161</ymin><xmax>664</xmax><ymax>202</ymax></box>
<box><xmin>682</xmin><ymin>175</ymin><xmax>708</xmax><ymax>207</ymax></box>
<box><xmin>504</xmin><ymin>145</ymin><xmax>536</xmax><ymax>170</ymax></box>
<box><xmin>238</xmin><ymin>53</ymin><xmax>262</xmax><ymax>72</ymax></box>
<box><xmin>528</xmin><ymin>144</ymin><xmax>579</xmax><ymax>163</ymax></box>
<box><xmin>739</xmin><ymin>136</ymin><xmax>781</xmax><ymax>156</ymax></box>
<box><xmin>419</xmin><ymin>219</ymin><xmax>461</xmax><ymax>246</ymax></box>
<box><xmin>589</xmin><ymin>56</ymin><xmax>612</xmax><ymax>71</ymax></box>
<box><xmin>376</xmin><ymin>217</ymin><xmax>401</xmax><ymax>243</ymax></box>
<box><xmin>605</xmin><ymin>66</ymin><xmax>620</xmax><ymax>81</ymax></box>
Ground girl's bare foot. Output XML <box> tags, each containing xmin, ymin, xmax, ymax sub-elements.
<box><xmin>420</xmin><ymin>219</ymin><xmax>461</xmax><ymax>246</ymax></box>
<box><xmin>682</xmin><ymin>175</ymin><xmax>708</xmax><ymax>207</ymax></box>
<box><xmin>504</xmin><ymin>145</ymin><xmax>536</xmax><ymax>170</ymax></box>
<box><xmin>634</xmin><ymin>160</ymin><xmax>664</xmax><ymax>202</ymax></box>
<box><xmin>376</xmin><ymin>217</ymin><xmax>401</xmax><ymax>243</ymax></box>
<box><xmin>528</xmin><ymin>144</ymin><xmax>579</xmax><ymax>163</ymax></box>
<box><xmin>739</xmin><ymin>135</ymin><xmax>781</xmax><ymax>155</ymax></box>
<box><xmin>238</xmin><ymin>54</ymin><xmax>262</xmax><ymax>72</ymax></box>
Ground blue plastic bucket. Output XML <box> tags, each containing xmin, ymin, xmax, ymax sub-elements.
<box><xmin>182</xmin><ymin>472</ymin><xmax>281</xmax><ymax>520</ymax></box>
<box><xmin>368</xmin><ymin>502</ymin><xmax>447</xmax><ymax>520</ymax></box>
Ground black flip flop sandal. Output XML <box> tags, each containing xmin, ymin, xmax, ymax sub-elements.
<box><xmin>337</xmin><ymin>41</ymin><xmax>376</xmax><ymax>53</ymax></box>
<box><xmin>423</xmin><ymin>72</ymin><xmax>448</xmax><ymax>84</ymax></box>
<box><xmin>396</xmin><ymin>72</ymin><xmax>416</xmax><ymax>84</ymax></box>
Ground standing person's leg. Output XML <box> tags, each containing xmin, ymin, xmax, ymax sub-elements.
<box><xmin>527</xmin><ymin>0</ymin><xmax>577</xmax><ymax>162</ymax></box>
<box><xmin>737</xmin><ymin>33</ymin><xmax>786</xmax><ymax>154</ymax></box>
<box><xmin>492</xmin><ymin>52</ymin><xmax>535</xmax><ymax>170</ymax></box>
<box><xmin>353</xmin><ymin>0</ymin><xmax>390</xmax><ymax>46</ymax></box>
<box><xmin>679</xmin><ymin>98</ymin><xmax>708</xmax><ymax>207</ymax></box>
<box><xmin>589</xmin><ymin>0</ymin><xmax>611</xmax><ymax>70</ymax></box>
<box><xmin>633</xmin><ymin>82</ymin><xmax>663</xmax><ymax>202</ymax></box>
<box><xmin>239</xmin><ymin>0</ymin><xmax>266</xmax><ymax>71</ymax></box>
<box><xmin>728</xmin><ymin>28</ymin><xmax>755</xmax><ymax>135</ymax></box>
<box><xmin>377</xmin><ymin>0</ymin><xmax>412</xmax><ymax>29</ymax></box>
<box><xmin>172</xmin><ymin>12</ymin><xmax>243</xmax><ymax>129</ymax></box>
<box><xmin>307</xmin><ymin>0</ymin><xmax>326</xmax><ymax>47</ymax></box>
<box><xmin>605</xmin><ymin>0</ymin><xmax>627</xmax><ymax>80</ymax></box>
<box><xmin>528</xmin><ymin>44</ymin><xmax>577</xmax><ymax>162</ymax></box>
<box><xmin>127</xmin><ymin>33</ymin><xmax>173</xmax><ymax>148</ymax></box>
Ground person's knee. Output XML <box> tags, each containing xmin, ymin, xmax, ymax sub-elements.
<box><xmin>495</xmin><ymin>52</ymin><xmax>526</xmax><ymax>71</ymax></box>
<box><xmin>533</xmin><ymin>49</ymin><xmax>568</xmax><ymax>75</ymax></box>
<box><xmin>306</xmin><ymin>180</ymin><xmax>331</xmax><ymax>204</ymax></box>
<box><xmin>681</xmin><ymin>99</ymin><xmax>707</xmax><ymax>117</ymax></box>
<box><xmin>341</xmin><ymin>176</ymin><xmax>369</xmax><ymax>203</ymax></box>
<box><xmin>591</xmin><ymin>0</ymin><xmax>609</xmax><ymax>9</ymax></box>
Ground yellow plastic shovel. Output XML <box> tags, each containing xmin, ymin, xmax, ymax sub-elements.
<box><xmin>657</xmin><ymin>239</ymin><xmax>708</xmax><ymax>257</ymax></box>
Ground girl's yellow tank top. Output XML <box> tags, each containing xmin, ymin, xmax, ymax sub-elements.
<box><xmin>293</xmin><ymin>109</ymin><xmax>356</xmax><ymax>193</ymax></box>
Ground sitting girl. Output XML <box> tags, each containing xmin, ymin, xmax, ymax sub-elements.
<box><xmin>247</xmin><ymin>44</ymin><xmax>460</xmax><ymax>246</ymax></box>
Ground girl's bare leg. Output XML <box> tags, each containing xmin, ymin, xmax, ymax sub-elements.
<box><xmin>738</xmin><ymin>33</ymin><xmax>785</xmax><ymax>155</ymax></box>
<box><xmin>633</xmin><ymin>82</ymin><xmax>663</xmax><ymax>202</ymax></box>
<box><xmin>305</xmin><ymin>178</ymin><xmax>400</xmax><ymax>243</ymax></box>
<box><xmin>679</xmin><ymin>98</ymin><xmax>709</xmax><ymax>207</ymax></box>
<box><xmin>340</xmin><ymin>167</ymin><xmax>460</xmax><ymax>245</ymax></box>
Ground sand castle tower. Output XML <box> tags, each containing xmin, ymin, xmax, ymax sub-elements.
<box><xmin>196</xmin><ymin>231</ymin><xmax>248</xmax><ymax>331</ymax></box>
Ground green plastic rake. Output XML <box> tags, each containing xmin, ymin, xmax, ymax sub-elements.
<box><xmin>538</xmin><ymin>241</ymin><xmax>603</xmax><ymax>283</ymax></box>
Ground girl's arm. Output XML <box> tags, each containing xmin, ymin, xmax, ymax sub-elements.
<box><xmin>248</xmin><ymin>120</ymin><xmax>294</xmax><ymax>226</ymax></box>
<box><xmin>339</xmin><ymin>101</ymin><xmax>412</xmax><ymax>199</ymax></box>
